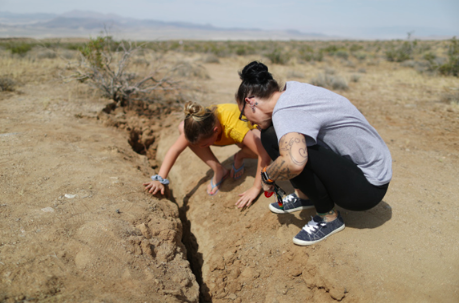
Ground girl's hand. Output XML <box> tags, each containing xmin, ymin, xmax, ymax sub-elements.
<box><xmin>143</xmin><ymin>181</ymin><xmax>165</xmax><ymax>195</ymax></box>
<box><xmin>235</xmin><ymin>186</ymin><xmax>261</xmax><ymax>209</ymax></box>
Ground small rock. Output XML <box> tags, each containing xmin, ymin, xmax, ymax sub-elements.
<box><xmin>64</xmin><ymin>194</ymin><xmax>76</xmax><ymax>199</ymax></box>
<box><xmin>41</xmin><ymin>207</ymin><xmax>54</xmax><ymax>213</ymax></box>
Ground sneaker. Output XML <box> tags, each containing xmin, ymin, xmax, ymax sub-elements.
<box><xmin>293</xmin><ymin>212</ymin><xmax>345</xmax><ymax>246</ymax></box>
<box><xmin>269</xmin><ymin>193</ymin><xmax>315</xmax><ymax>214</ymax></box>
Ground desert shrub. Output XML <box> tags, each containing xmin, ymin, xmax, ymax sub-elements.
<box><xmin>423</xmin><ymin>52</ymin><xmax>436</xmax><ymax>63</ymax></box>
<box><xmin>350</xmin><ymin>44</ymin><xmax>363</xmax><ymax>52</ymax></box>
<box><xmin>175</xmin><ymin>61</ymin><xmax>210</xmax><ymax>79</ymax></box>
<box><xmin>202</xmin><ymin>53</ymin><xmax>220</xmax><ymax>63</ymax></box>
<box><xmin>61</xmin><ymin>50</ymin><xmax>78</xmax><ymax>60</ymax></box>
<box><xmin>335</xmin><ymin>50</ymin><xmax>349</xmax><ymax>60</ymax></box>
<box><xmin>298</xmin><ymin>45</ymin><xmax>323</xmax><ymax>62</ymax></box>
<box><xmin>7</xmin><ymin>42</ymin><xmax>34</xmax><ymax>56</ymax></box>
<box><xmin>350</xmin><ymin>74</ymin><xmax>361</xmax><ymax>83</ymax></box>
<box><xmin>78</xmin><ymin>36</ymin><xmax>111</xmax><ymax>69</ymax></box>
<box><xmin>320</xmin><ymin>45</ymin><xmax>350</xmax><ymax>60</ymax></box>
<box><xmin>310</xmin><ymin>73</ymin><xmax>348</xmax><ymax>90</ymax></box>
<box><xmin>286</xmin><ymin>70</ymin><xmax>305</xmax><ymax>79</ymax></box>
<box><xmin>438</xmin><ymin>36</ymin><xmax>459</xmax><ymax>76</ymax></box>
<box><xmin>324</xmin><ymin>67</ymin><xmax>335</xmax><ymax>75</ymax></box>
<box><xmin>385</xmin><ymin>33</ymin><xmax>417</xmax><ymax>63</ymax></box>
<box><xmin>314</xmin><ymin>51</ymin><xmax>324</xmax><ymax>62</ymax></box>
<box><xmin>411</xmin><ymin>38</ymin><xmax>459</xmax><ymax>76</ymax></box>
<box><xmin>419</xmin><ymin>52</ymin><xmax>445</xmax><ymax>74</ymax></box>
<box><xmin>354</xmin><ymin>52</ymin><xmax>367</xmax><ymax>61</ymax></box>
<box><xmin>264</xmin><ymin>48</ymin><xmax>291</xmax><ymax>65</ymax></box>
<box><xmin>234</xmin><ymin>44</ymin><xmax>256</xmax><ymax>56</ymax></box>
<box><xmin>385</xmin><ymin>42</ymin><xmax>413</xmax><ymax>62</ymax></box>
<box><xmin>367</xmin><ymin>59</ymin><xmax>380</xmax><ymax>66</ymax></box>
<box><xmin>343</xmin><ymin>59</ymin><xmax>355</xmax><ymax>68</ymax></box>
<box><xmin>63</xmin><ymin>43</ymin><xmax>85</xmax><ymax>51</ymax></box>
<box><xmin>0</xmin><ymin>77</ymin><xmax>16</xmax><ymax>92</ymax></box>
<box><xmin>194</xmin><ymin>42</ymin><xmax>230</xmax><ymax>57</ymax></box>
<box><xmin>321</xmin><ymin>45</ymin><xmax>340</xmax><ymax>55</ymax></box>
<box><xmin>416</xmin><ymin>42</ymin><xmax>432</xmax><ymax>53</ymax></box>
<box><xmin>298</xmin><ymin>45</ymin><xmax>314</xmax><ymax>61</ymax></box>
<box><xmin>400</xmin><ymin>60</ymin><xmax>416</xmax><ymax>68</ymax></box>
<box><xmin>415</xmin><ymin>60</ymin><xmax>437</xmax><ymax>74</ymax></box>
<box><xmin>35</xmin><ymin>49</ymin><xmax>57</xmax><ymax>59</ymax></box>
<box><xmin>66</xmin><ymin>35</ymin><xmax>179</xmax><ymax>106</ymax></box>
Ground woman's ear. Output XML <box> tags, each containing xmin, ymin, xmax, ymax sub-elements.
<box><xmin>245</xmin><ymin>96</ymin><xmax>255</xmax><ymax>107</ymax></box>
<box><xmin>213</xmin><ymin>126</ymin><xmax>219</xmax><ymax>133</ymax></box>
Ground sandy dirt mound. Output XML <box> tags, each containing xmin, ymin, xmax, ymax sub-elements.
<box><xmin>0</xmin><ymin>83</ymin><xmax>199</xmax><ymax>302</ymax></box>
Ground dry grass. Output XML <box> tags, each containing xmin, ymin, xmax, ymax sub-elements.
<box><xmin>0</xmin><ymin>50</ymin><xmax>65</xmax><ymax>83</ymax></box>
<box><xmin>1</xmin><ymin>39</ymin><xmax>458</xmax><ymax>114</ymax></box>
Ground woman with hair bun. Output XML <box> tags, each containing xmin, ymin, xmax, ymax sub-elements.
<box><xmin>143</xmin><ymin>101</ymin><xmax>271</xmax><ymax>208</ymax></box>
<box><xmin>236</xmin><ymin>61</ymin><xmax>392</xmax><ymax>245</ymax></box>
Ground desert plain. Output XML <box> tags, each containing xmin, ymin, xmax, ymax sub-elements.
<box><xmin>0</xmin><ymin>38</ymin><xmax>458</xmax><ymax>302</ymax></box>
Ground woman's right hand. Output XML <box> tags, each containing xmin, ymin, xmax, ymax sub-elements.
<box><xmin>143</xmin><ymin>180</ymin><xmax>166</xmax><ymax>195</ymax></box>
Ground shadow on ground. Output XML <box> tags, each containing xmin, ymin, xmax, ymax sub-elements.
<box><xmin>274</xmin><ymin>200</ymin><xmax>392</xmax><ymax>231</ymax></box>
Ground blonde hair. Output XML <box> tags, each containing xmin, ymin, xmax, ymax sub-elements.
<box><xmin>183</xmin><ymin>101</ymin><xmax>217</xmax><ymax>144</ymax></box>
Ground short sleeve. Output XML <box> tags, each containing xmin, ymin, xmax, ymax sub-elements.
<box><xmin>273</xmin><ymin>108</ymin><xmax>320</xmax><ymax>146</ymax></box>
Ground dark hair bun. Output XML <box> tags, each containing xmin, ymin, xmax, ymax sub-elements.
<box><xmin>239</xmin><ymin>61</ymin><xmax>273</xmax><ymax>85</ymax></box>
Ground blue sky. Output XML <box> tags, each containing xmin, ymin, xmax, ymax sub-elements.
<box><xmin>0</xmin><ymin>0</ymin><xmax>458</xmax><ymax>38</ymax></box>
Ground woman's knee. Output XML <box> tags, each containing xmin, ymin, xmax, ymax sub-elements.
<box><xmin>250</xmin><ymin>128</ymin><xmax>261</xmax><ymax>138</ymax></box>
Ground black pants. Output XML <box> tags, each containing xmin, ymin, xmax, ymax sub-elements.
<box><xmin>261</xmin><ymin>126</ymin><xmax>389</xmax><ymax>213</ymax></box>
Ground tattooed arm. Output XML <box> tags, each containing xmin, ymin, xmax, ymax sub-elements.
<box><xmin>266</xmin><ymin>132</ymin><xmax>308</xmax><ymax>182</ymax></box>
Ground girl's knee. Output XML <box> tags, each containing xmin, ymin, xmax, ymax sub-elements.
<box><xmin>250</xmin><ymin>128</ymin><xmax>261</xmax><ymax>138</ymax></box>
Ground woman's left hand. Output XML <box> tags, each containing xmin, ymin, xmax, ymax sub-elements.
<box><xmin>235</xmin><ymin>186</ymin><xmax>261</xmax><ymax>209</ymax></box>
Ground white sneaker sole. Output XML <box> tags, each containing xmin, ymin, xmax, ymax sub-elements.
<box><xmin>269</xmin><ymin>203</ymin><xmax>315</xmax><ymax>214</ymax></box>
<box><xmin>292</xmin><ymin>224</ymin><xmax>345</xmax><ymax>246</ymax></box>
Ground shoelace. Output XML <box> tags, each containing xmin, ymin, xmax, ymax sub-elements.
<box><xmin>284</xmin><ymin>194</ymin><xmax>297</xmax><ymax>204</ymax></box>
<box><xmin>302</xmin><ymin>216</ymin><xmax>326</xmax><ymax>234</ymax></box>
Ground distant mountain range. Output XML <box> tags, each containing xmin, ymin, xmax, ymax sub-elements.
<box><xmin>0</xmin><ymin>10</ymin><xmax>331</xmax><ymax>41</ymax></box>
<box><xmin>0</xmin><ymin>10</ymin><xmax>456</xmax><ymax>41</ymax></box>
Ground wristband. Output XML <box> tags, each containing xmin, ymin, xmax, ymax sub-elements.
<box><xmin>151</xmin><ymin>175</ymin><xmax>170</xmax><ymax>185</ymax></box>
<box><xmin>261</xmin><ymin>166</ymin><xmax>275</xmax><ymax>185</ymax></box>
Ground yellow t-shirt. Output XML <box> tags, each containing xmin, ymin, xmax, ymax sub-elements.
<box><xmin>212</xmin><ymin>104</ymin><xmax>256</xmax><ymax>146</ymax></box>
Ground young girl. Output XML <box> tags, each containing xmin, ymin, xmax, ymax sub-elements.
<box><xmin>143</xmin><ymin>101</ymin><xmax>271</xmax><ymax>209</ymax></box>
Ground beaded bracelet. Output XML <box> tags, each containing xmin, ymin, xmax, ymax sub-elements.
<box><xmin>151</xmin><ymin>175</ymin><xmax>170</xmax><ymax>185</ymax></box>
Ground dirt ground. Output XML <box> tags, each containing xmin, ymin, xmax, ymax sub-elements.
<box><xmin>1</xmin><ymin>53</ymin><xmax>459</xmax><ymax>302</ymax></box>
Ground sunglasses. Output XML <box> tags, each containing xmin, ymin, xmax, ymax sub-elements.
<box><xmin>238</xmin><ymin>96</ymin><xmax>254</xmax><ymax>122</ymax></box>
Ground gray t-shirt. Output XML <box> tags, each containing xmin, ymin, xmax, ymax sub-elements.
<box><xmin>273</xmin><ymin>81</ymin><xmax>392</xmax><ymax>186</ymax></box>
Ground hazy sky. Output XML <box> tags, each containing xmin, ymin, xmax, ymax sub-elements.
<box><xmin>0</xmin><ymin>0</ymin><xmax>458</xmax><ymax>38</ymax></box>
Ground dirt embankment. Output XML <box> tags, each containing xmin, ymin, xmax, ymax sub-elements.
<box><xmin>0</xmin><ymin>83</ymin><xmax>199</xmax><ymax>302</ymax></box>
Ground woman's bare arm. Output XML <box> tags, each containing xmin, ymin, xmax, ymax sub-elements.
<box><xmin>266</xmin><ymin>132</ymin><xmax>308</xmax><ymax>181</ymax></box>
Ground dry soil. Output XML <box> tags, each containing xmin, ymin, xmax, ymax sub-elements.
<box><xmin>1</xmin><ymin>55</ymin><xmax>459</xmax><ymax>303</ymax></box>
